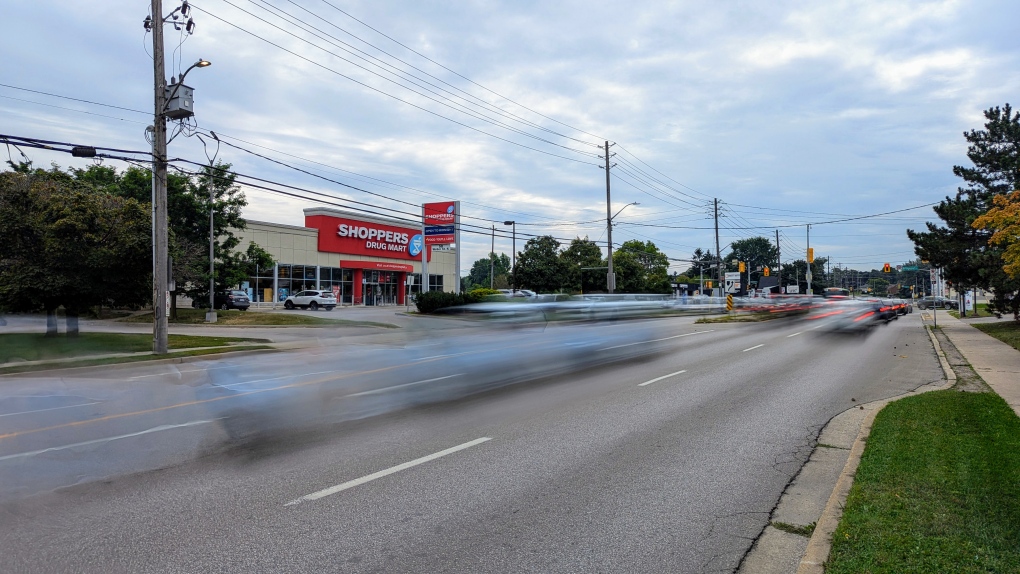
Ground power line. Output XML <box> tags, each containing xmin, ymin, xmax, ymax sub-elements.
<box><xmin>315</xmin><ymin>0</ymin><xmax>607</xmax><ymax>143</ymax></box>
<box><xmin>192</xmin><ymin>3</ymin><xmax>599</xmax><ymax>165</ymax></box>
<box><xmin>261</xmin><ymin>0</ymin><xmax>601</xmax><ymax>148</ymax></box>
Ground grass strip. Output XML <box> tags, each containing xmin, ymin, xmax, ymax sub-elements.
<box><xmin>117</xmin><ymin>308</ymin><xmax>395</xmax><ymax>327</ymax></box>
<box><xmin>971</xmin><ymin>321</ymin><xmax>1020</xmax><ymax>353</ymax></box>
<box><xmin>0</xmin><ymin>332</ymin><xmax>268</xmax><ymax>363</ymax></box>
<box><xmin>826</xmin><ymin>390</ymin><xmax>1020</xmax><ymax>573</ymax></box>
<box><xmin>0</xmin><ymin>345</ymin><xmax>277</xmax><ymax>375</ymax></box>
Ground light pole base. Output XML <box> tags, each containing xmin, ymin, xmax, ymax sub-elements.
<box><xmin>205</xmin><ymin>311</ymin><xmax>217</xmax><ymax>323</ymax></box>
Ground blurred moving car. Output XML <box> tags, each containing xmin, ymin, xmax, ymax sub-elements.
<box><xmin>805</xmin><ymin>298</ymin><xmax>886</xmax><ymax>333</ymax></box>
<box><xmin>283</xmin><ymin>289</ymin><xmax>337</xmax><ymax>311</ymax></box>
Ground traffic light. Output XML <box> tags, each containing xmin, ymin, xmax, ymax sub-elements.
<box><xmin>807</xmin><ymin>248</ymin><xmax>814</xmax><ymax>263</ymax></box>
<box><xmin>706</xmin><ymin>280</ymin><xmax>713</xmax><ymax>289</ymax></box>
<box><xmin>763</xmin><ymin>267</ymin><xmax>770</xmax><ymax>277</ymax></box>
<box><xmin>738</xmin><ymin>261</ymin><xmax>746</xmax><ymax>273</ymax></box>
<box><xmin>883</xmin><ymin>263</ymin><xmax>892</xmax><ymax>273</ymax></box>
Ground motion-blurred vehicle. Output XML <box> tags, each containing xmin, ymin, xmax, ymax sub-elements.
<box><xmin>805</xmin><ymin>298</ymin><xmax>885</xmax><ymax>333</ymax></box>
<box><xmin>200</xmin><ymin>319</ymin><xmax>673</xmax><ymax>441</ymax></box>
<box><xmin>283</xmin><ymin>289</ymin><xmax>337</xmax><ymax>311</ymax></box>
<box><xmin>879</xmin><ymin>299</ymin><xmax>900</xmax><ymax>321</ymax></box>
<box><xmin>893</xmin><ymin>298</ymin><xmax>911</xmax><ymax>315</ymax></box>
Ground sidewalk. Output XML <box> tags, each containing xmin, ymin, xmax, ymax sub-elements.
<box><xmin>930</xmin><ymin>310</ymin><xmax>1020</xmax><ymax>417</ymax></box>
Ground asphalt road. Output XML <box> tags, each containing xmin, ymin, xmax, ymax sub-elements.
<box><xmin>0</xmin><ymin>313</ymin><xmax>941</xmax><ymax>573</ymax></box>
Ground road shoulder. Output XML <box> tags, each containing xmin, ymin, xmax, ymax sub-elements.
<box><xmin>738</xmin><ymin>319</ymin><xmax>954</xmax><ymax>574</ymax></box>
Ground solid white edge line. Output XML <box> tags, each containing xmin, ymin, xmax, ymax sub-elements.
<box><xmin>0</xmin><ymin>401</ymin><xmax>100</xmax><ymax>418</ymax></box>
<box><xmin>285</xmin><ymin>437</ymin><xmax>492</xmax><ymax>506</ymax></box>
<box><xmin>0</xmin><ymin>420</ymin><xmax>214</xmax><ymax>462</ymax></box>
<box><xmin>742</xmin><ymin>344</ymin><xmax>765</xmax><ymax>352</ymax></box>
<box><xmin>600</xmin><ymin>329</ymin><xmax>714</xmax><ymax>351</ymax></box>
<box><xmin>638</xmin><ymin>370</ymin><xmax>687</xmax><ymax>387</ymax></box>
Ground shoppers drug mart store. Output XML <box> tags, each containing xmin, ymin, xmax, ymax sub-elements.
<box><xmin>233</xmin><ymin>207</ymin><xmax>457</xmax><ymax>306</ymax></box>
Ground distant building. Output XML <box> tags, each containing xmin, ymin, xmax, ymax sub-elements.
<box><xmin>233</xmin><ymin>207</ymin><xmax>457</xmax><ymax>306</ymax></box>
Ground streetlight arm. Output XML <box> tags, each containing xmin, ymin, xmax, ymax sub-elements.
<box><xmin>163</xmin><ymin>59</ymin><xmax>211</xmax><ymax>112</ymax></box>
<box><xmin>610</xmin><ymin>201</ymin><xmax>639</xmax><ymax>222</ymax></box>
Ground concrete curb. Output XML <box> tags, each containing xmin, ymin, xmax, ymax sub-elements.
<box><xmin>795</xmin><ymin>317</ymin><xmax>955</xmax><ymax>573</ymax></box>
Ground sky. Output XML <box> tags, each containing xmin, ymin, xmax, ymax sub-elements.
<box><xmin>3</xmin><ymin>0</ymin><xmax>1019</xmax><ymax>279</ymax></box>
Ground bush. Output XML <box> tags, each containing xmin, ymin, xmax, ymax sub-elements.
<box><xmin>468</xmin><ymin>288</ymin><xmax>501</xmax><ymax>298</ymax></box>
<box><xmin>413</xmin><ymin>290</ymin><xmax>486</xmax><ymax>314</ymax></box>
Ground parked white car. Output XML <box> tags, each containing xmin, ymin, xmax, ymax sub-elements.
<box><xmin>283</xmin><ymin>290</ymin><xmax>337</xmax><ymax>311</ymax></box>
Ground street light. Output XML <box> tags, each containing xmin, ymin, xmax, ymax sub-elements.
<box><xmin>606</xmin><ymin>202</ymin><xmax>638</xmax><ymax>294</ymax></box>
<box><xmin>503</xmin><ymin>221</ymin><xmax>515</xmax><ymax>292</ymax></box>
<box><xmin>196</xmin><ymin>131</ymin><xmax>219</xmax><ymax>322</ymax></box>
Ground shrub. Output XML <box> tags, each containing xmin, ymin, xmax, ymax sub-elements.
<box><xmin>413</xmin><ymin>290</ymin><xmax>486</xmax><ymax>314</ymax></box>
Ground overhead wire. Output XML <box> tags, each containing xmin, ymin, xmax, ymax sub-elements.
<box><xmin>190</xmin><ymin>3</ymin><xmax>599</xmax><ymax>164</ymax></box>
<box><xmin>264</xmin><ymin>0</ymin><xmax>601</xmax><ymax>148</ymax></box>
<box><xmin>314</xmin><ymin>0</ymin><xmax>607</xmax><ymax>143</ymax></box>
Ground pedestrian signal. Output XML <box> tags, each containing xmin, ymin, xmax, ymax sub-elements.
<box><xmin>763</xmin><ymin>267</ymin><xmax>770</xmax><ymax>277</ymax></box>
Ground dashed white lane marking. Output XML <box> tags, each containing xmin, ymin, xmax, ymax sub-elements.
<box><xmin>786</xmin><ymin>331</ymin><xmax>803</xmax><ymax>338</ymax></box>
<box><xmin>344</xmin><ymin>374</ymin><xmax>464</xmax><ymax>398</ymax></box>
<box><xmin>600</xmin><ymin>329</ymin><xmax>714</xmax><ymax>351</ymax></box>
<box><xmin>742</xmin><ymin>344</ymin><xmax>765</xmax><ymax>352</ymax></box>
<box><xmin>217</xmin><ymin>370</ymin><xmax>336</xmax><ymax>389</ymax></box>
<box><xmin>0</xmin><ymin>402</ymin><xmax>100</xmax><ymax>418</ymax></box>
<box><xmin>638</xmin><ymin>370</ymin><xmax>687</xmax><ymax>387</ymax></box>
<box><xmin>285</xmin><ymin>437</ymin><xmax>492</xmax><ymax>506</ymax></box>
<box><xmin>0</xmin><ymin>420</ymin><xmax>214</xmax><ymax>462</ymax></box>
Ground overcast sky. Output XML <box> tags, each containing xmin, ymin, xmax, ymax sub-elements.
<box><xmin>4</xmin><ymin>0</ymin><xmax>1019</xmax><ymax>276</ymax></box>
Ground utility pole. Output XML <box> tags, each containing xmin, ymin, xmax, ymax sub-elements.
<box><xmin>600</xmin><ymin>141</ymin><xmax>617</xmax><ymax>293</ymax></box>
<box><xmin>775</xmin><ymin>229</ymin><xmax>782</xmax><ymax>293</ymax></box>
<box><xmin>714</xmin><ymin>198</ymin><xmax>722</xmax><ymax>296</ymax></box>
<box><xmin>490</xmin><ymin>225</ymin><xmax>495</xmax><ymax>290</ymax></box>
<box><xmin>150</xmin><ymin>0</ymin><xmax>169</xmax><ymax>354</ymax></box>
<box><xmin>805</xmin><ymin>224</ymin><xmax>813</xmax><ymax>295</ymax></box>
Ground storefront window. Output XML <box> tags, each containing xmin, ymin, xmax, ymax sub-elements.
<box><xmin>429</xmin><ymin>274</ymin><xmax>444</xmax><ymax>292</ymax></box>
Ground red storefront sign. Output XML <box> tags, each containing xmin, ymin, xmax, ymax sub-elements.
<box><xmin>424</xmin><ymin>201</ymin><xmax>457</xmax><ymax>245</ymax></box>
<box><xmin>306</xmin><ymin>214</ymin><xmax>429</xmax><ymax>262</ymax></box>
<box><xmin>339</xmin><ymin>260</ymin><xmax>414</xmax><ymax>272</ymax></box>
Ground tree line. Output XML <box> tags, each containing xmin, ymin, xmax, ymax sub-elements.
<box><xmin>463</xmin><ymin>236</ymin><xmax>672</xmax><ymax>294</ymax></box>
<box><xmin>908</xmin><ymin>103</ymin><xmax>1020</xmax><ymax>320</ymax></box>
<box><xmin>0</xmin><ymin>161</ymin><xmax>273</xmax><ymax>335</ymax></box>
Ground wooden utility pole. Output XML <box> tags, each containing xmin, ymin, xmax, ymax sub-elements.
<box><xmin>151</xmin><ymin>0</ymin><xmax>169</xmax><ymax>354</ymax></box>
<box><xmin>776</xmin><ymin>229</ymin><xmax>782</xmax><ymax>292</ymax></box>
<box><xmin>714</xmin><ymin>198</ymin><xmax>722</xmax><ymax>295</ymax></box>
<box><xmin>602</xmin><ymin>141</ymin><xmax>616</xmax><ymax>293</ymax></box>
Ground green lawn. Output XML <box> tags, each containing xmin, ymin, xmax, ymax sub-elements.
<box><xmin>0</xmin><ymin>332</ymin><xmax>268</xmax><ymax>363</ymax></box>
<box><xmin>972</xmin><ymin>321</ymin><xmax>1020</xmax><ymax>352</ymax></box>
<box><xmin>826</xmin><ymin>390</ymin><xmax>1020</xmax><ymax>573</ymax></box>
<box><xmin>948</xmin><ymin>303</ymin><xmax>996</xmax><ymax>319</ymax></box>
<box><xmin>117</xmin><ymin>308</ymin><xmax>395</xmax><ymax>328</ymax></box>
